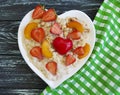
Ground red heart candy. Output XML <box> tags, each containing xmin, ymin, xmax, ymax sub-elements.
<box><xmin>53</xmin><ymin>37</ymin><xmax>73</xmax><ymax>55</ymax></box>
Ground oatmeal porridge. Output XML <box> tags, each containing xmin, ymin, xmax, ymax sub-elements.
<box><xmin>23</xmin><ymin>5</ymin><xmax>91</xmax><ymax>81</ymax></box>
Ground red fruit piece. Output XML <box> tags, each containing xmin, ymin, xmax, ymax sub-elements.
<box><xmin>65</xmin><ymin>54</ymin><xmax>76</xmax><ymax>66</ymax></box>
<box><xmin>67</xmin><ymin>29</ymin><xmax>81</xmax><ymax>40</ymax></box>
<box><xmin>42</xmin><ymin>8</ymin><xmax>57</xmax><ymax>22</ymax></box>
<box><xmin>31</xmin><ymin>28</ymin><xmax>45</xmax><ymax>43</ymax></box>
<box><xmin>73</xmin><ymin>46</ymin><xmax>84</xmax><ymax>56</ymax></box>
<box><xmin>53</xmin><ymin>37</ymin><xmax>73</xmax><ymax>55</ymax></box>
<box><xmin>30</xmin><ymin>46</ymin><xmax>43</xmax><ymax>60</ymax></box>
<box><xmin>78</xmin><ymin>43</ymin><xmax>90</xmax><ymax>59</ymax></box>
<box><xmin>50</xmin><ymin>22</ymin><xmax>63</xmax><ymax>35</ymax></box>
<box><xmin>32</xmin><ymin>5</ymin><xmax>45</xmax><ymax>19</ymax></box>
<box><xmin>46</xmin><ymin>61</ymin><xmax>57</xmax><ymax>75</ymax></box>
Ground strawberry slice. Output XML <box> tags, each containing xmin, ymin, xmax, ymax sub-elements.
<box><xmin>50</xmin><ymin>22</ymin><xmax>63</xmax><ymax>34</ymax></box>
<box><xmin>67</xmin><ymin>29</ymin><xmax>81</xmax><ymax>40</ymax></box>
<box><xmin>30</xmin><ymin>46</ymin><xmax>43</xmax><ymax>60</ymax></box>
<box><xmin>31</xmin><ymin>28</ymin><xmax>45</xmax><ymax>43</ymax></box>
<box><xmin>73</xmin><ymin>46</ymin><xmax>84</xmax><ymax>56</ymax></box>
<box><xmin>65</xmin><ymin>54</ymin><xmax>76</xmax><ymax>66</ymax></box>
<box><xmin>42</xmin><ymin>8</ymin><xmax>57</xmax><ymax>22</ymax></box>
<box><xmin>46</xmin><ymin>61</ymin><xmax>57</xmax><ymax>75</ymax></box>
<box><xmin>32</xmin><ymin>5</ymin><xmax>45</xmax><ymax>19</ymax></box>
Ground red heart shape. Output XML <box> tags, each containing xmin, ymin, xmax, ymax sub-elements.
<box><xmin>53</xmin><ymin>37</ymin><xmax>73</xmax><ymax>55</ymax></box>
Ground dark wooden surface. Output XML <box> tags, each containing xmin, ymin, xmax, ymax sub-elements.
<box><xmin>0</xmin><ymin>0</ymin><xmax>103</xmax><ymax>95</ymax></box>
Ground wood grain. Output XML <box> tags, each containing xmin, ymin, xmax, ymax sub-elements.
<box><xmin>0</xmin><ymin>0</ymin><xmax>103</xmax><ymax>20</ymax></box>
<box><xmin>0</xmin><ymin>21</ymin><xmax>47</xmax><ymax>94</ymax></box>
<box><xmin>0</xmin><ymin>0</ymin><xmax>103</xmax><ymax>94</ymax></box>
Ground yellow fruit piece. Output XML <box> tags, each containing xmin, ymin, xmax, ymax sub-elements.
<box><xmin>78</xmin><ymin>43</ymin><xmax>90</xmax><ymax>59</ymax></box>
<box><xmin>24</xmin><ymin>22</ymin><xmax>38</xmax><ymax>39</ymax></box>
<box><xmin>42</xmin><ymin>39</ymin><xmax>53</xmax><ymax>58</ymax></box>
<box><xmin>67</xmin><ymin>20</ymin><xmax>84</xmax><ymax>32</ymax></box>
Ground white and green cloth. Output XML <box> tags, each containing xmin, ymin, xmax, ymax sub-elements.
<box><xmin>40</xmin><ymin>0</ymin><xmax>120</xmax><ymax>94</ymax></box>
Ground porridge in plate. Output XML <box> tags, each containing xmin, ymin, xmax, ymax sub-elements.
<box><xmin>23</xmin><ymin>5</ymin><xmax>91</xmax><ymax>81</ymax></box>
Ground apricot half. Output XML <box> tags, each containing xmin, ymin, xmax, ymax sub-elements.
<box><xmin>24</xmin><ymin>22</ymin><xmax>38</xmax><ymax>39</ymax></box>
<box><xmin>67</xmin><ymin>20</ymin><xmax>84</xmax><ymax>32</ymax></box>
<box><xmin>41</xmin><ymin>39</ymin><xmax>53</xmax><ymax>58</ymax></box>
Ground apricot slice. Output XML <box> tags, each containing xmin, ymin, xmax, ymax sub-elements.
<box><xmin>78</xmin><ymin>43</ymin><xmax>90</xmax><ymax>59</ymax></box>
<box><xmin>66</xmin><ymin>20</ymin><xmax>84</xmax><ymax>32</ymax></box>
<box><xmin>41</xmin><ymin>39</ymin><xmax>53</xmax><ymax>58</ymax></box>
<box><xmin>24</xmin><ymin>22</ymin><xmax>38</xmax><ymax>39</ymax></box>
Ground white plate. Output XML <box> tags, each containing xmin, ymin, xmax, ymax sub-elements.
<box><xmin>18</xmin><ymin>10</ymin><xmax>96</xmax><ymax>89</ymax></box>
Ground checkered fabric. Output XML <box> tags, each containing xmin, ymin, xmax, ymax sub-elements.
<box><xmin>40</xmin><ymin>0</ymin><xmax>120</xmax><ymax>94</ymax></box>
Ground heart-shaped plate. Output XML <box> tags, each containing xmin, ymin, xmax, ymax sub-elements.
<box><xmin>18</xmin><ymin>10</ymin><xmax>95</xmax><ymax>89</ymax></box>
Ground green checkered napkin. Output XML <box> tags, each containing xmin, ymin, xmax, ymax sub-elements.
<box><xmin>40</xmin><ymin>0</ymin><xmax>120</xmax><ymax>94</ymax></box>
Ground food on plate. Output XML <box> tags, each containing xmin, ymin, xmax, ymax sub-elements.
<box><xmin>73</xmin><ymin>46</ymin><xmax>84</xmax><ymax>56</ymax></box>
<box><xmin>67</xmin><ymin>20</ymin><xmax>84</xmax><ymax>32</ymax></box>
<box><xmin>50</xmin><ymin>22</ymin><xmax>63</xmax><ymax>35</ymax></box>
<box><xmin>65</xmin><ymin>54</ymin><xmax>76</xmax><ymax>66</ymax></box>
<box><xmin>23</xmin><ymin>5</ymin><xmax>91</xmax><ymax>81</ymax></box>
<box><xmin>41</xmin><ymin>39</ymin><xmax>53</xmax><ymax>58</ymax></box>
<box><xmin>46</xmin><ymin>61</ymin><xmax>57</xmax><ymax>75</ymax></box>
<box><xmin>52</xmin><ymin>37</ymin><xmax>73</xmax><ymax>55</ymax></box>
<box><xmin>32</xmin><ymin>5</ymin><xmax>45</xmax><ymax>19</ymax></box>
<box><xmin>30</xmin><ymin>46</ymin><xmax>43</xmax><ymax>60</ymax></box>
<box><xmin>42</xmin><ymin>8</ymin><xmax>57</xmax><ymax>22</ymax></box>
<box><xmin>78</xmin><ymin>43</ymin><xmax>90</xmax><ymax>59</ymax></box>
<box><xmin>31</xmin><ymin>27</ymin><xmax>45</xmax><ymax>43</ymax></box>
<box><xmin>24</xmin><ymin>22</ymin><xmax>38</xmax><ymax>39</ymax></box>
<box><xmin>67</xmin><ymin>29</ymin><xmax>81</xmax><ymax>40</ymax></box>
<box><xmin>73</xmin><ymin>43</ymin><xmax>90</xmax><ymax>59</ymax></box>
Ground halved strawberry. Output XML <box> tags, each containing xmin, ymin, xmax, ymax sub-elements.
<box><xmin>31</xmin><ymin>28</ymin><xmax>45</xmax><ymax>43</ymax></box>
<box><xmin>65</xmin><ymin>54</ymin><xmax>76</xmax><ymax>66</ymax></box>
<box><xmin>67</xmin><ymin>29</ymin><xmax>81</xmax><ymax>40</ymax></box>
<box><xmin>32</xmin><ymin>5</ymin><xmax>45</xmax><ymax>19</ymax></box>
<box><xmin>46</xmin><ymin>61</ymin><xmax>57</xmax><ymax>75</ymax></box>
<box><xmin>30</xmin><ymin>46</ymin><xmax>43</xmax><ymax>60</ymax></box>
<box><xmin>42</xmin><ymin>8</ymin><xmax>57</xmax><ymax>22</ymax></box>
<box><xmin>73</xmin><ymin>46</ymin><xmax>84</xmax><ymax>56</ymax></box>
<box><xmin>50</xmin><ymin>22</ymin><xmax>63</xmax><ymax>35</ymax></box>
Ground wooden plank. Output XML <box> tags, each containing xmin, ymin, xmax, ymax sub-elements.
<box><xmin>0</xmin><ymin>89</ymin><xmax>43</xmax><ymax>95</ymax></box>
<box><xmin>0</xmin><ymin>55</ymin><xmax>47</xmax><ymax>88</ymax></box>
<box><xmin>0</xmin><ymin>55</ymin><xmax>47</xmax><ymax>91</ymax></box>
<box><xmin>0</xmin><ymin>21</ymin><xmax>47</xmax><ymax>94</ymax></box>
<box><xmin>0</xmin><ymin>21</ymin><xmax>19</xmax><ymax>55</ymax></box>
<box><xmin>0</xmin><ymin>0</ymin><xmax>102</xmax><ymax>5</ymax></box>
<box><xmin>0</xmin><ymin>0</ymin><xmax>102</xmax><ymax>20</ymax></box>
